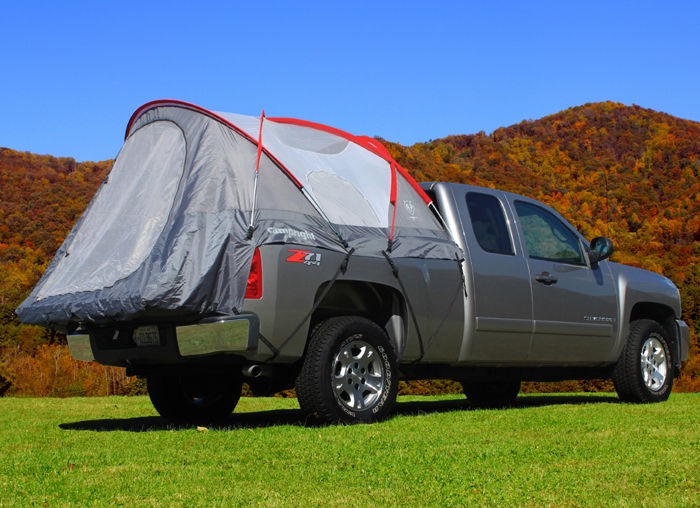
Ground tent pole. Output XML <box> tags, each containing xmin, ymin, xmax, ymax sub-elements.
<box><xmin>247</xmin><ymin>110</ymin><xmax>266</xmax><ymax>240</ymax></box>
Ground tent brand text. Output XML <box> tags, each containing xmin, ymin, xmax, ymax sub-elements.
<box><xmin>267</xmin><ymin>227</ymin><xmax>316</xmax><ymax>241</ymax></box>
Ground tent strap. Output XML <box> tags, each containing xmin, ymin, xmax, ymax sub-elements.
<box><xmin>257</xmin><ymin>334</ymin><xmax>279</xmax><ymax>356</ymax></box>
<box><xmin>269</xmin><ymin>248</ymin><xmax>355</xmax><ymax>361</ymax></box>
<box><xmin>381</xmin><ymin>250</ymin><xmax>425</xmax><ymax>363</ymax></box>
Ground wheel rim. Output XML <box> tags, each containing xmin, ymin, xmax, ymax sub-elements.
<box><xmin>640</xmin><ymin>336</ymin><xmax>668</xmax><ymax>392</ymax></box>
<box><xmin>332</xmin><ymin>340</ymin><xmax>385</xmax><ymax>412</ymax></box>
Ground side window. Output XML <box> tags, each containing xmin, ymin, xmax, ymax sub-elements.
<box><xmin>466</xmin><ymin>192</ymin><xmax>514</xmax><ymax>255</ymax></box>
<box><xmin>515</xmin><ymin>201</ymin><xmax>585</xmax><ymax>265</ymax></box>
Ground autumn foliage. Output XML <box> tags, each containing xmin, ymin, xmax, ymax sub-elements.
<box><xmin>0</xmin><ymin>101</ymin><xmax>698</xmax><ymax>396</ymax></box>
<box><xmin>0</xmin><ymin>343</ymin><xmax>143</xmax><ymax>396</ymax></box>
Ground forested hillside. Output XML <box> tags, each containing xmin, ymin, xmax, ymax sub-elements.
<box><xmin>0</xmin><ymin>150</ymin><xmax>110</xmax><ymax>346</ymax></box>
<box><xmin>0</xmin><ymin>101</ymin><xmax>698</xmax><ymax>395</ymax></box>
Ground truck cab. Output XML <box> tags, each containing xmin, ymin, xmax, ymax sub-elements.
<box><xmin>423</xmin><ymin>182</ymin><xmax>688</xmax><ymax>390</ymax></box>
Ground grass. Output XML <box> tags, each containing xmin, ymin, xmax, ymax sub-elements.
<box><xmin>0</xmin><ymin>393</ymin><xmax>698</xmax><ymax>507</ymax></box>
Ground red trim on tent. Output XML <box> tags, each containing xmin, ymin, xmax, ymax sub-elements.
<box><xmin>356</xmin><ymin>135</ymin><xmax>393</xmax><ymax>160</ymax></box>
<box><xmin>125</xmin><ymin>99</ymin><xmax>258</xmax><ymax>142</ymax></box>
<box><xmin>268</xmin><ymin>117</ymin><xmax>395</xmax><ymax>161</ymax></box>
<box><xmin>268</xmin><ymin>117</ymin><xmax>366</xmax><ymax>149</ymax></box>
<box><xmin>394</xmin><ymin>162</ymin><xmax>432</xmax><ymax>205</ymax></box>
<box><xmin>125</xmin><ymin>100</ymin><xmax>304</xmax><ymax>189</ymax></box>
<box><xmin>267</xmin><ymin>116</ymin><xmax>433</xmax><ymax>205</ymax></box>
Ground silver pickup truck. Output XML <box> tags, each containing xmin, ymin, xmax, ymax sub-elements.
<box><xmin>17</xmin><ymin>101</ymin><xmax>690</xmax><ymax>424</ymax></box>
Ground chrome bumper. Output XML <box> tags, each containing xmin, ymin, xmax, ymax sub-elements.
<box><xmin>176</xmin><ymin>316</ymin><xmax>258</xmax><ymax>357</ymax></box>
<box><xmin>67</xmin><ymin>314</ymin><xmax>259</xmax><ymax>363</ymax></box>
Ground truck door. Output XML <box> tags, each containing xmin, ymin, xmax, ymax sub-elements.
<box><xmin>460</xmin><ymin>191</ymin><xmax>533</xmax><ymax>362</ymax></box>
<box><xmin>512</xmin><ymin>200</ymin><xmax>618</xmax><ymax>363</ymax></box>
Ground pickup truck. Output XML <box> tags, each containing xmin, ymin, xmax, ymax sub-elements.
<box><xmin>17</xmin><ymin>101</ymin><xmax>690</xmax><ymax>424</ymax></box>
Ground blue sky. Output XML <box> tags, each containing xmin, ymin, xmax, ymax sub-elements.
<box><xmin>2</xmin><ymin>1</ymin><xmax>699</xmax><ymax>162</ymax></box>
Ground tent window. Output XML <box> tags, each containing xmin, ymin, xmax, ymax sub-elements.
<box><xmin>37</xmin><ymin>121</ymin><xmax>186</xmax><ymax>298</ymax></box>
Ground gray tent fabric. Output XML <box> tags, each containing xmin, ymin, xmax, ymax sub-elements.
<box><xmin>17</xmin><ymin>100</ymin><xmax>459</xmax><ymax>331</ymax></box>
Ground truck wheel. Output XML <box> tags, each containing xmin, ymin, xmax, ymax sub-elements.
<box><xmin>296</xmin><ymin>316</ymin><xmax>398</xmax><ymax>424</ymax></box>
<box><xmin>461</xmin><ymin>379</ymin><xmax>520</xmax><ymax>408</ymax></box>
<box><xmin>147</xmin><ymin>373</ymin><xmax>242</xmax><ymax>423</ymax></box>
<box><xmin>613</xmin><ymin>320</ymin><xmax>673</xmax><ymax>403</ymax></box>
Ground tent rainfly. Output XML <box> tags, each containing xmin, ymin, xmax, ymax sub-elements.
<box><xmin>16</xmin><ymin>100</ymin><xmax>460</xmax><ymax>331</ymax></box>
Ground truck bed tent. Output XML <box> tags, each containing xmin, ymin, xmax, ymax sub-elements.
<box><xmin>17</xmin><ymin>100</ymin><xmax>459</xmax><ymax>330</ymax></box>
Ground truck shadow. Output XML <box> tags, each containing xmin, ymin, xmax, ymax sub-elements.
<box><xmin>59</xmin><ymin>394</ymin><xmax>618</xmax><ymax>432</ymax></box>
<box><xmin>395</xmin><ymin>394</ymin><xmax>618</xmax><ymax>416</ymax></box>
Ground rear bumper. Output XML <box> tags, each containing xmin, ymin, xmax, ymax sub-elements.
<box><xmin>67</xmin><ymin>314</ymin><xmax>259</xmax><ymax>366</ymax></box>
<box><xmin>176</xmin><ymin>316</ymin><xmax>259</xmax><ymax>357</ymax></box>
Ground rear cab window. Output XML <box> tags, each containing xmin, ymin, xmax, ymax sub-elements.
<box><xmin>465</xmin><ymin>192</ymin><xmax>515</xmax><ymax>256</ymax></box>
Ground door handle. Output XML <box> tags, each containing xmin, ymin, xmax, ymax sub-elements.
<box><xmin>535</xmin><ymin>272</ymin><xmax>558</xmax><ymax>285</ymax></box>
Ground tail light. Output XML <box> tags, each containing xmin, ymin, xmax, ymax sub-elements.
<box><xmin>245</xmin><ymin>248</ymin><xmax>263</xmax><ymax>299</ymax></box>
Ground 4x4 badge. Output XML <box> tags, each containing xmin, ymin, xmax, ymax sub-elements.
<box><xmin>286</xmin><ymin>249</ymin><xmax>322</xmax><ymax>267</ymax></box>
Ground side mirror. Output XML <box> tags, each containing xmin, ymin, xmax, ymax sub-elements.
<box><xmin>589</xmin><ymin>237</ymin><xmax>614</xmax><ymax>264</ymax></box>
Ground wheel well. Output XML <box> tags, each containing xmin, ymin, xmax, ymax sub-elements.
<box><xmin>629</xmin><ymin>302</ymin><xmax>681</xmax><ymax>369</ymax></box>
<box><xmin>310</xmin><ymin>281</ymin><xmax>406</xmax><ymax>355</ymax></box>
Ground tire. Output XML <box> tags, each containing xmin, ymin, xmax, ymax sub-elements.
<box><xmin>147</xmin><ymin>373</ymin><xmax>242</xmax><ymax>423</ymax></box>
<box><xmin>461</xmin><ymin>379</ymin><xmax>520</xmax><ymax>408</ymax></box>
<box><xmin>295</xmin><ymin>316</ymin><xmax>398</xmax><ymax>424</ymax></box>
<box><xmin>613</xmin><ymin>319</ymin><xmax>673</xmax><ymax>403</ymax></box>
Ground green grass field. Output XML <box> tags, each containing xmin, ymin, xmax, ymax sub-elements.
<box><xmin>0</xmin><ymin>393</ymin><xmax>698</xmax><ymax>507</ymax></box>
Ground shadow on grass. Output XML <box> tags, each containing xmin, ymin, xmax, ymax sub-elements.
<box><xmin>59</xmin><ymin>394</ymin><xmax>618</xmax><ymax>432</ymax></box>
<box><xmin>58</xmin><ymin>408</ymin><xmax>310</xmax><ymax>432</ymax></box>
<box><xmin>395</xmin><ymin>393</ymin><xmax>617</xmax><ymax>417</ymax></box>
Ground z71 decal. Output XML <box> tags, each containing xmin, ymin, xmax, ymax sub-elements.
<box><xmin>286</xmin><ymin>249</ymin><xmax>322</xmax><ymax>267</ymax></box>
